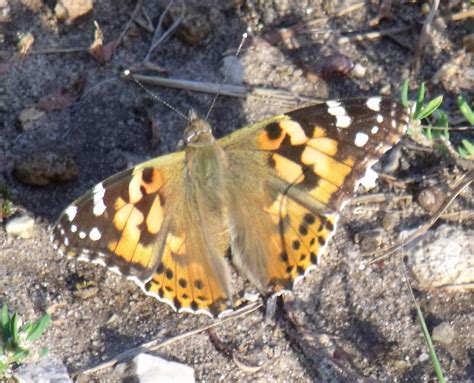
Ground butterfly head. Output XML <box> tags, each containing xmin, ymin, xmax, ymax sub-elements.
<box><xmin>183</xmin><ymin>110</ymin><xmax>215</xmax><ymax>147</ymax></box>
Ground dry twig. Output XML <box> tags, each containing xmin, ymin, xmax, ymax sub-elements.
<box><xmin>411</xmin><ymin>0</ymin><xmax>440</xmax><ymax>75</ymax></box>
<box><xmin>348</xmin><ymin>193</ymin><xmax>412</xmax><ymax>206</ymax></box>
<box><xmin>337</xmin><ymin>25</ymin><xmax>411</xmax><ymax>45</ymax></box>
<box><xmin>80</xmin><ymin>302</ymin><xmax>263</xmax><ymax>376</ymax></box>
<box><xmin>127</xmin><ymin>74</ymin><xmax>323</xmax><ymax>106</ymax></box>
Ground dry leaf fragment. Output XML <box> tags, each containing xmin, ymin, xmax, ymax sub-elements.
<box><xmin>39</xmin><ymin>73</ymin><xmax>87</xmax><ymax>111</ymax></box>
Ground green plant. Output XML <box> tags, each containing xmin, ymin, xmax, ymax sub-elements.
<box><xmin>0</xmin><ymin>305</ymin><xmax>50</xmax><ymax>377</ymax></box>
<box><xmin>401</xmin><ymin>80</ymin><xmax>474</xmax><ymax>159</ymax></box>
<box><xmin>0</xmin><ymin>185</ymin><xmax>13</xmax><ymax>219</ymax></box>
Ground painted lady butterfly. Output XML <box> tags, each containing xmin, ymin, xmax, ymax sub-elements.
<box><xmin>52</xmin><ymin>97</ymin><xmax>408</xmax><ymax>317</ymax></box>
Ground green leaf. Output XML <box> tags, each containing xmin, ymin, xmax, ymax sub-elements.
<box><xmin>415</xmin><ymin>304</ymin><xmax>446</xmax><ymax>383</ymax></box>
<box><xmin>414</xmin><ymin>83</ymin><xmax>426</xmax><ymax>119</ymax></box>
<box><xmin>401</xmin><ymin>79</ymin><xmax>409</xmax><ymax>108</ymax></box>
<box><xmin>458</xmin><ymin>139</ymin><xmax>474</xmax><ymax>159</ymax></box>
<box><xmin>0</xmin><ymin>362</ymin><xmax>9</xmax><ymax>377</ymax></box>
<box><xmin>417</xmin><ymin>95</ymin><xmax>443</xmax><ymax>120</ymax></box>
<box><xmin>423</xmin><ymin>126</ymin><xmax>433</xmax><ymax>141</ymax></box>
<box><xmin>10</xmin><ymin>314</ymin><xmax>20</xmax><ymax>346</ymax></box>
<box><xmin>457</xmin><ymin>95</ymin><xmax>474</xmax><ymax>125</ymax></box>
<box><xmin>0</xmin><ymin>305</ymin><xmax>9</xmax><ymax>342</ymax></box>
<box><xmin>12</xmin><ymin>348</ymin><xmax>29</xmax><ymax>363</ymax></box>
<box><xmin>435</xmin><ymin>109</ymin><xmax>449</xmax><ymax>128</ymax></box>
<box><xmin>458</xmin><ymin>147</ymin><xmax>469</xmax><ymax>158</ymax></box>
<box><xmin>25</xmin><ymin>314</ymin><xmax>51</xmax><ymax>342</ymax></box>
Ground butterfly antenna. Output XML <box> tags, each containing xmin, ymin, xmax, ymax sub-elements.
<box><xmin>204</xmin><ymin>32</ymin><xmax>248</xmax><ymax>121</ymax></box>
<box><xmin>124</xmin><ymin>69</ymin><xmax>189</xmax><ymax>122</ymax></box>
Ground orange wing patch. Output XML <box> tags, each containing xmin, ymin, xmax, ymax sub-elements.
<box><xmin>53</xmin><ymin>166</ymin><xmax>169</xmax><ymax>281</ymax></box>
<box><xmin>143</xmin><ymin>231</ymin><xmax>232</xmax><ymax>316</ymax></box>
<box><xmin>257</xmin><ymin>118</ymin><xmax>357</xmax><ymax>209</ymax></box>
<box><xmin>264</xmin><ymin>194</ymin><xmax>337</xmax><ymax>292</ymax></box>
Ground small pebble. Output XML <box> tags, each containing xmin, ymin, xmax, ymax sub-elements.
<box><xmin>404</xmin><ymin>225</ymin><xmax>474</xmax><ymax>291</ymax></box>
<box><xmin>319</xmin><ymin>54</ymin><xmax>354</xmax><ymax>78</ymax></box>
<box><xmin>418</xmin><ymin>352</ymin><xmax>429</xmax><ymax>362</ymax></box>
<box><xmin>13</xmin><ymin>357</ymin><xmax>72</xmax><ymax>383</ymax></box>
<box><xmin>5</xmin><ymin>214</ymin><xmax>35</xmax><ymax>239</ymax></box>
<box><xmin>382</xmin><ymin>213</ymin><xmax>397</xmax><ymax>231</ymax></box>
<box><xmin>167</xmin><ymin>3</ymin><xmax>217</xmax><ymax>46</ymax></box>
<box><xmin>354</xmin><ymin>229</ymin><xmax>384</xmax><ymax>251</ymax></box>
<box><xmin>417</xmin><ymin>186</ymin><xmax>444</xmax><ymax>213</ymax></box>
<box><xmin>123</xmin><ymin>353</ymin><xmax>195</xmax><ymax>383</ymax></box>
<box><xmin>18</xmin><ymin>107</ymin><xmax>45</xmax><ymax>131</ymax></box>
<box><xmin>463</xmin><ymin>33</ymin><xmax>474</xmax><ymax>53</ymax></box>
<box><xmin>220</xmin><ymin>56</ymin><xmax>245</xmax><ymax>84</ymax></box>
<box><xmin>55</xmin><ymin>0</ymin><xmax>93</xmax><ymax>24</ymax></box>
<box><xmin>13</xmin><ymin>151</ymin><xmax>79</xmax><ymax>186</ymax></box>
<box><xmin>431</xmin><ymin>322</ymin><xmax>455</xmax><ymax>346</ymax></box>
<box><xmin>382</xmin><ymin>146</ymin><xmax>402</xmax><ymax>174</ymax></box>
<box><xmin>350</xmin><ymin>63</ymin><xmax>367</xmax><ymax>79</ymax></box>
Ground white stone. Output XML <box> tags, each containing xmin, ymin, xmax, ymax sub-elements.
<box><xmin>13</xmin><ymin>356</ymin><xmax>72</xmax><ymax>383</ymax></box>
<box><xmin>431</xmin><ymin>322</ymin><xmax>456</xmax><ymax>346</ymax></box>
<box><xmin>126</xmin><ymin>353</ymin><xmax>195</xmax><ymax>383</ymax></box>
<box><xmin>220</xmin><ymin>56</ymin><xmax>245</xmax><ymax>85</ymax></box>
<box><xmin>404</xmin><ymin>225</ymin><xmax>474</xmax><ymax>291</ymax></box>
<box><xmin>5</xmin><ymin>214</ymin><xmax>35</xmax><ymax>239</ymax></box>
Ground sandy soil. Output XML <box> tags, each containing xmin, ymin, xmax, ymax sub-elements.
<box><xmin>0</xmin><ymin>1</ymin><xmax>473</xmax><ymax>381</ymax></box>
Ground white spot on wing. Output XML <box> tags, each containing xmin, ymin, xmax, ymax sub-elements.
<box><xmin>93</xmin><ymin>199</ymin><xmax>106</xmax><ymax>216</ymax></box>
<box><xmin>327</xmin><ymin>105</ymin><xmax>347</xmax><ymax>116</ymax></box>
<box><xmin>79</xmin><ymin>231</ymin><xmax>86</xmax><ymax>239</ymax></box>
<box><xmin>354</xmin><ymin>132</ymin><xmax>369</xmax><ymax>147</ymax></box>
<box><xmin>71</xmin><ymin>224</ymin><xmax>77</xmax><ymax>233</ymax></box>
<box><xmin>376</xmin><ymin>114</ymin><xmax>383</xmax><ymax>123</ymax></box>
<box><xmin>336</xmin><ymin>115</ymin><xmax>351</xmax><ymax>128</ymax></box>
<box><xmin>366</xmin><ymin>97</ymin><xmax>381</xmax><ymax>112</ymax></box>
<box><xmin>89</xmin><ymin>227</ymin><xmax>101</xmax><ymax>241</ymax></box>
<box><xmin>63</xmin><ymin>237</ymin><xmax>69</xmax><ymax>246</ymax></box>
<box><xmin>326</xmin><ymin>100</ymin><xmax>341</xmax><ymax>108</ymax></box>
<box><xmin>371</xmin><ymin>126</ymin><xmax>379</xmax><ymax>134</ymax></box>
<box><xmin>65</xmin><ymin>206</ymin><xmax>77</xmax><ymax>221</ymax></box>
<box><xmin>359</xmin><ymin>167</ymin><xmax>379</xmax><ymax>190</ymax></box>
<box><xmin>92</xmin><ymin>182</ymin><xmax>107</xmax><ymax>216</ymax></box>
<box><xmin>93</xmin><ymin>182</ymin><xmax>105</xmax><ymax>198</ymax></box>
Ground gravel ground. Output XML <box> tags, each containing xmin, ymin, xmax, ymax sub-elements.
<box><xmin>0</xmin><ymin>1</ymin><xmax>473</xmax><ymax>381</ymax></box>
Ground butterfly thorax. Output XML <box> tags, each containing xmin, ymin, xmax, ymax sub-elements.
<box><xmin>184</xmin><ymin>114</ymin><xmax>230</xmax><ymax>213</ymax></box>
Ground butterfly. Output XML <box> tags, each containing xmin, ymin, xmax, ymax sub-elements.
<box><xmin>52</xmin><ymin>97</ymin><xmax>409</xmax><ymax>317</ymax></box>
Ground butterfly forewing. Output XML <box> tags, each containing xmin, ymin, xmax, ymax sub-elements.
<box><xmin>52</xmin><ymin>152</ymin><xmax>234</xmax><ymax>317</ymax></box>
<box><xmin>221</xmin><ymin>97</ymin><xmax>408</xmax><ymax>293</ymax></box>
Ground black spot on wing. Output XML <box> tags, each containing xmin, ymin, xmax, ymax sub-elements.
<box><xmin>265</xmin><ymin>122</ymin><xmax>283</xmax><ymax>140</ymax></box>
